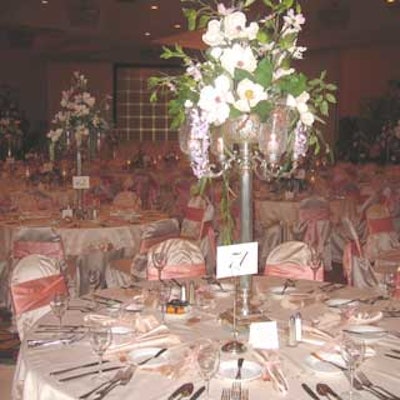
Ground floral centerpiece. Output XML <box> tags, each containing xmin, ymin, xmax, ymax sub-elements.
<box><xmin>149</xmin><ymin>0</ymin><xmax>336</xmax><ymax>244</ymax></box>
<box><xmin>47</xmin><ymin>71</ymin><xmax>111</xmax><ymax>162</ymax></box>
<box><xmin>149</xmin><ymin>0</ymin><xmax>336</xmax><ymax>176</ymax></box>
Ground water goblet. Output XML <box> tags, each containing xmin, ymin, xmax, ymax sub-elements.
<box><xmin>196</xmin><ymin>340</ymin><xmax>220</xmax><ymax>399</ymax></box>
<box><xmin>152</xmin><ymin>250</ymin><xmax>167</xmax><ymax>282</ymax></box>
<box><xmin>49</xmin><ymin>293</ymin><xmax>69</xmax><ymax>329</ymax></box>
<box><xmin>159</xmin><ymin>284</ymin><xmax>171</xmax><ymax>323</ymax></box>
<box><xmin>384</xmin><ymin>272</ymin><xmax>396</xmax><ymax>298</ymax></box>
<box><xmin>88</xmin><ymin>324</ymin><xmax>113</xmax><ymax>382</ymax></box>
<box><xmin>88</xmin><ymin>269</ymin><xmax>101</xmax><ymax>308</ymax></box>
<box><xmin>340</xmin><ymin>334</ymin><xmax>366</xmax><ymax>400</ymax></box>
<box><xmin>309</xmin><ymin>245</ymin><xmax>322</xmax><ymax>281</ymax></box>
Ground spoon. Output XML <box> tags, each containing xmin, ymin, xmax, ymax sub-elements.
<box><xmin>316</xmin><ymin>383</ymin><xmax>338</xmax><ymax>399</ymax></box>
<box><xmin>93</xmin><ymin>366</ymin><xmax>135</xmax><ymax>400</ymax></box>
<box><xmin>235</xmin><ymin>358</ymin><xmax>244</xmax><ymax>380</ymax></box>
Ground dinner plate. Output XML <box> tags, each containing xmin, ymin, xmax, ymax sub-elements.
<box><xmin>343</xmin><ymin>325</ymin><xmax>387</xmax><ymax>343</ymax></box>
<box><xmin>128</xmin><ymin>347</ymin><xmax>169</xmax><ymax>367</ymax></box>
<box><xmin>304</xmin><ymin>353</ymin><xmax>345</xmax><ymax>375</ymax></box>
<box><xmin>324</xmin><ymin>298</ymin><xmax>359</xmax><ymax>308</ymax></box>
<box><xmin>269</xmin><ymin>286</ymin><xmax>296</xmax><ymax>296</ymax></box>
<box><xmin>217</xmin><ymin>360</ymin><xmax>262</xmax><ymax>381</ymax></box>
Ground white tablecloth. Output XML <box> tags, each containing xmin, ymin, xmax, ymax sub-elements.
<box><xmin>18</xmin><ymin>277</ymin><xmax>400</xmax><ymax>400</ymax></box>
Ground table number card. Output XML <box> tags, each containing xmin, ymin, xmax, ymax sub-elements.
<box><xmin>249</xmin><ymin>321</ymin><xmax>279</xmax><ymax>350</ymax></box>
<box><xmin>216</xmin><ymin>242</ymin><xmax>258</xmax><ymax>279</ymax></box>
<box><xmin>72</xmin><ymin>176</ymin><xmax>90</xmax><ymax>189</ymax></box>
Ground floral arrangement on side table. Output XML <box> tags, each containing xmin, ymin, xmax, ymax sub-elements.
<box><xmin>47</xmin><ymin>71</ymin><xmax>112</xmax><ymax>161</ymax></box>
<box><xmin>149</xmin><ymin>0</ymin><xmax>337</xmax><ymax>244</ymax></box>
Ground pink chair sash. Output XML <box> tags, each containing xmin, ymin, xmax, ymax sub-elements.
<box><xmin>147</xmin><ymin>263</ymin><xmax>206</xmax><ymax>280</ymax></box>
<box><xmin>368</xmin><ymin>217</ymin><xmax>395</xmax><ymax>234</ymax></box>
<box><xmin>11</xmin><ymin>274</ymin><xmax>67</xmax><ymax>315</ymax></box>
<box><xmin>185</xmin><ymin>207</ymin><xmax>204</xmax><ymax>222</ymax></box>
<box><xmin>299</xmin><ymin>208</ymin><xmax>331</xmax><ymax>247</ymax></box>
<box><xmin>13</xmin><ymin>241</ymin><xmax>65</xmax><ymax>261</ymax></box>
<box><xmin>264</xmin><ymin>263</ymin><xmax>323</xmax><ymax>281</ymax></box>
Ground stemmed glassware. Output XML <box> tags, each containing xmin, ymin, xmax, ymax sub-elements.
<box><xmin>340</xmin><ymin>334</ymin><xmax>366</xmax><ymax>400</ymax></box>
<box><xmin>152</xmin><ymin>250</ymin><xmax>167</xmax><ymax>282</ymax></box>
<box><xmin>88</xmin><ymin>269</ymin><xmax>101</xmax><ymax>309</ymax></box>
<box><xmin>309</xmin><ymin>244</ymin><xmax>323</xmax><ymax>281</ymax></box>
<box><xmin>196</xmin><ymin>340</ymin><xmax>220</xmax><ymax>399</ymax></box>
<box><xmin>50</xmin><ymin>293</ymin><xmax>69</xmax><ymax>329</ymax></box>
<box><xmin>88</xmin><ymin>324</ymin><xmax>113</xmax><ymax>382</ymax></box>
<box><xmin>159</xmin><ymin>284</ymin><xmax>171</xmax><ymax>323</ymax></box>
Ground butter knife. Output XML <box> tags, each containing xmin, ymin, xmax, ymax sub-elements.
<box><xmin>167</xmin><ymin>383</ymin><xmax>194</xmax><ymax>400</ymax></box>
<box><xmin>138</xmin><ymin>348</ymin><xmax>167</xmax><ymax>365</ymax></box>
<box><xmin>189</xmin><ymin>386</ymin><xmax>205</xmax><ymax>400</ymax></box>
<box><xmin>50</xmin><ymin>360</ymin><xmax>110</xmax><ymax>376</ymax></box>
<box><xmin>385</xmin><ymin>353</ymin><xmax>400</xmax><ymax>360</ymax></box>
<box><xmin>58</xmin><ymin>366</ymin><xmax>123</xmax><ymax>382</ymax></box>
<box><xmin>302</xmin><ymin>383</ymin><xmax>321</xmax><ymax>400</ymax></box>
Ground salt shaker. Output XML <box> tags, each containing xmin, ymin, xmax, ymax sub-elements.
<box><xmin>188</xmin><ymin>281</ymin><xmax>196</xmax><ymax>305</ymax></box>
<box><xmin>294</xmin><ymin>312</ymin><xmax>302</xmax><ymax>342</ymax></box>
<box><xmin>288</xmin><ymin>315</ymin><xmax>297</xmax><ymax>347</ymax></box>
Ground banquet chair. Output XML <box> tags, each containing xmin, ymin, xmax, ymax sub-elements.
<box><xmin>132</xmin><ymin>172</ymin><xmax>159</xmax><ymax>210</ymax></box>
<box><xmin>264</xmin><ymin>241</ymin><xmax>324</xmax><ymax>281</ymax></box>
<box><xmin>10</xmin><ymin>254</ymin><xmax>68</xmax><ymax>400</ymax></box>
<box><xmin>293</xmin><ymin>196</ymin><xmax>333</xmax><ymax>271</ymax></box>
<box><xmin>180</xmin><ymin>195</ymin><xmax>216</xmax><ymax>276</ymax></box>
<box><xmin>112</xmin><ymin>190</ymin><xmax>142</xmax><ymax>211</ymax></box>
<box><xmin>107</xmin><ymin>218</ymin><xmax>180</xmax><ymax>285</ymax></box>
<box><xmin>147</xmin><ymin>238</ymin><xmax>206</xmax><ymax>280</ymax></box>
<box><xmin>342</xmin><ymin>217</ymin><xmax>379</xmax><ymax>288</ymax></box>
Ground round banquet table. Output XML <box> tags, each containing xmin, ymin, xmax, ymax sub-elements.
<box><xmin>18</xmin><ymin>276</ymin><xmax>400</xmax><ymax>400</ymax></box>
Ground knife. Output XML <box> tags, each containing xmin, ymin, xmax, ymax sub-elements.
<box><xmin>302</xmin><ymin>383</ymin><xmax>321</xmax><ymax>400</ymax></box>
<box><xmin>385</xmin><ymin>353</ymin><xmax>400</xmax><ymax>360</ymax></box>
<box><xmin>167</xmin><ymin>383</ymin><xmax>194</xmax><ymax>400</ymax></box>
<box><xmin>189</xmin><ymin>386</ymin><xmax>205</xmax><ymax>400</ymax></box>
<box><xmin>58</xmin><ymin>366</ymin><xmax>123</xmax><ymax>382</ymax></box>
<box><xmin>138</xmin><ymin>348</ymin><xmax>167</xmax><ymax>365</ymax></box>
<box><xmin>50</xmin><ymin>360</ymin><xmax>110</xmax><ymax>376</ymax></box>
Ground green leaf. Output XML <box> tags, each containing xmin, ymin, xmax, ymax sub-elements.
<box><xmin>320</xmin><ymin>100</ymin><xmax>329</xmax><ymax>116</ymax></box>
<box><xmin>234</xmin><ymin>68</ymin><xmax>254</xmax><ymax>83</ymax></box>
<box><xmin>254</xmin><ymin>58</ymin><xmax>273</xmax><ymax>87</ymax></box>
<box><xmin>254</xmin><ymin>100</ymin><xmax>273</xmax><ymax>122</ymax></box>
<box><xmin>326</xmin><ymin>83</ymin><xmax>337</xmax><ymax>91</ymax></box>
<box><xmin>183</xmin><ymin>8</ymin><xmax>197</xmax><ymax>31</ymax></box>
<box><xmin>244</xmin><ymin>0</ymin><xmax>258</xmax><ymax>7</ymax></box>
<box><xmin>229</xmin><ymin>107</ymin><xmax>242</xmax><ymax>119</ymax></box>
<box><xmin>198</xmin><ymin>15</ymin><xmax>210</xmax><ymax>29</ymax></box>
<box><xmin>149</xmin><ymin>92</ymin><xmax>158</xmax><ymax>103</ymax></box>
<box><xmin>326</xmin><ymin>93</ymin><xmax>336</xmax><ymax>104</ymax></box>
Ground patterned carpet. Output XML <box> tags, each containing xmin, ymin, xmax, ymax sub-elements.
<box><xmin>0</xmin><ymin>308</ymin><xmax>19</xmax><ymax>365</ymax></box>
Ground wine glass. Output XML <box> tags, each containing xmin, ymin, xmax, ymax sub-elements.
<box><xmin>88</xmin><ymin>324</ymin><xmax>113</xmax><ymax>382</ymax></box>
<box><xmin>152</xmin><ymin>250</ymin><xmax>167</xmax><ymax>282</ymax></box>
<box><xmin>50</xmin><ymin>293</ymin><xmax>69</xmax><ymax>329</ymax></box>
<box><xmin>309</xmin><ymin>245</ymin><xmax>322</xmax><ymax>281</ymax></box>
<box><xmin>196</xmin><ymin>340</ymin><xmax>220</xmax><ymax>399</ymax></box>
<box><xmin>159</xmin><ymin>284</ymin><xmax>171</xmax><ymax>323</ymax></box>
<box><xmin>384</xmin><ymin>272</ymin><xmax>396</xmax><ymax>298</ymax></box>
<box><xmin>340</xmin><ymin>335</ymin><xmax>366</xmax><ymax>400</ymax></box>
<box><xmin>88</xmin><ymin>269</ymin><xmax>101</xmax><ymax>309</ymax></box>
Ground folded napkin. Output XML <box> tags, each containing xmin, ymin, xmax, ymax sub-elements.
<box><xmin>300</xmin><ymin>325</ymin><xmax>335</xmax><ymax>346</ymax></box>
<box><xmin>312</xmin><ymin>312</ymin><xmax>341</xmax><ymax>331</ymax></box>
<box><xmin>252</xmin><ymin>349</ymin><xmax>289</xmax><ymax>395</ymax></box>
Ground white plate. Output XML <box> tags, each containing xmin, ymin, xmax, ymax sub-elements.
<box><xmin>269</xmin><ymin>286</ymin><xmax>296</xmax><ymax>296</ymax></box>
<box><xmin>304</xmin><ymin>353</ymin><xmax>345</xmax><ymax>375</ymax></box>
<box><xmin>125</xmin><ymin>302</ymin><xmax>144</xmax><ymax>312</ymax></box>
<box><xmin>128</xmin><ymin>347</ymin><xmax>169</xmax><ymax>367</ymax></box>
<box><xmin>343</xmin><ymin>325</ymin><xmax>387</xmax><ymax>343</ymax></box>
<box><xmin>325</xmin><ymin>298</ymin><xmax>359</xmax><ymax>308</ymax></box>
<box><xmin>111</xmin><ymin>326</ymin><xmax>134</xmax><ymax>335</ymax></box>
<box><xmin>217</xmin><ymin>360</ymin><xmax>262</xmax><ymax>381</ymax></box>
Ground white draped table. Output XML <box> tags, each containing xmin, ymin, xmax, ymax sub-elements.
<box><xmin>18</xmin><ymin>277</ymin><xmax>400</xmax><ymax>400</ymax></box>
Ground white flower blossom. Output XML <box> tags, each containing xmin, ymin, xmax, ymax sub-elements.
<box><xmin>287</xmin><ymin>92</ymin><xmax>314</xmax><ymax>126</ymax></box>
<box><xmin>202</xmin><ymin>20</ymin><xmax>225</xmax><ymax>46</ymax></box>
<box><xmin>234</xmin><ymin>79</ymin><xmax>267</xmax><ymax>112</ymax></box>
<box><xmin>223</xmin><ymin>11</ymin><xmax>259</xmax><ymax>41</ymax></box>
<box><xmin>220</xmin><ymin>43</ymin><xmax>257</xmax><ymax>76</ymax></box>
<box><xmin>282</xmin><ymin>9</ymin><xmax>305</xmax><ymax>36</ymax></box>
<box><xmin>273</xmin><ymin>67</ymin><xmax>295</xmax><ymax>81</ymax></box>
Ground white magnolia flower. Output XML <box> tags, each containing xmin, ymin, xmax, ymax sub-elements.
<box><xmin>220</xmin><ymin>43</ymin><xmax>257</xmax><ymax>76</ymax></box>
<box><xmin>223</xmin><ymin>12</ymin><xmax>259</xmax><ymax>41</ymax></box>
<box><xmin>287</xmin><ymin>91</ymin><xmax>314</xmax><ymax>126</ymax></box>
<box><xmin>184</xmin><ymin>100</ymin><xmax>193</xmax><ymax>109</ymax></box>
<box><xmin>186</xmin><ymin>64</ymin><xmax>202</xmax><ymax>81</ymax></box>
<box><xmin>198</xmin><ymin>75</ymin><xmax>233</xmax><ymax>126</ymax></box>
<box><xmin>234</xmin><ymin>79</ymin><xmax>267</xmax><ymax>112</ymax></box>
<box><xmin>217</xmin><ymin>3</ymin><xmax>234</xmax><ymax>16</ymax></box>
<box><xmin>273</xmin><ymin>67</ymin><xmax>295</xmax><ymax>81</ymax></box>
<box><xmin>202</xmin><ymin>20</ymin><xmax>225</xmax><ymax>47</ymax></box>
<box><xmin>210</xmin><ymin>47</ymin><xmax>223</xmax><ymax>60</ymax></box>
<box><xmin>289</xmin><ymin>43</ymin><xmax>307</xmax><ymax>59</ymax></box>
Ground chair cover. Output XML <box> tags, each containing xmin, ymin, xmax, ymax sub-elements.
<box><xmin>293</xmin><ymin>197</ymin><xmax>332</xmax><ymax>271</ymax></box>
<box><xmin>147</xmin><ymin>238</ymin><xmax>206</xmax><ymax>280</ymax></box>
<box><xmin>258</xmin><ymin>222</ymin><xmax>284</xmax><ymax>273</ymax></box>
<box><xmin>112</xmin><ymin>190</ymin><xmax>142</xmax><ymax>211</ymax></box>
<box><xmin>132</xmin><ymin>172</ymin><xmax>159</xmax><ymax>210</ymax></box>
<box><xmin>108</xmin><ymin>218</ymin><xmax>180</xmax><ymax>284</ymax></box>
<box><xmin>264</xmin><ymin>241</ymin><xmax>324</xmax><ymax>281</ymax></box>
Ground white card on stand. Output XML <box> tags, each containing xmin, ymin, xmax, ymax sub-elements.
<box><xmin>73</xmin><ymin>176</ymin><xmax>90</xmax><ymax>189</ymax></box>
<box><xmin>216</xmin><ymin>242</ymin><xmax>258</xmax><ymax>279</ymax></box>
<box><xmin>249</xmin><ymin>321</ymin><xmax>279</xmax><ymax>350</ymax></box>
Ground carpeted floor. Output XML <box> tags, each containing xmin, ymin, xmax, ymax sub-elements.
<box><xmin>0</xmin><ymin>308</ymin><xmax>19</xmax><ymax>365</ymax></box>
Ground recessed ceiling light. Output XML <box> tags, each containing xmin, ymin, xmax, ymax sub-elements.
<box><xmin>41</xmin><ymin>0</ymin><xmax>49</xmax><ymax>4</ymax></box>
<box><xmin>173</xmin><ymin>24</ymin><xmax>181</xmax><ymax>29</ymax></box>
<box><xmin>150</xmin><ymin>5</ymin><xmax>159</xmax><ymax>10</ymax></box>
<box><xmin>144</xmin><ymin>32</ymin><xmax>151</xmax><ymax>37</ymax></box>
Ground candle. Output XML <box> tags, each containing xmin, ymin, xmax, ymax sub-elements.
<box><xmin>216</xmin><ymin>137</ymin><xmax>224</xmax><ymax>154</ymax></box>
<box><xmin>25</xmin><ymin>167</ymin><xmax>30</xmax><ymax>179</ymax></box>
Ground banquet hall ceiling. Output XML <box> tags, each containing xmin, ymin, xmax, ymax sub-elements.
<box><xmin>0</xmin><ymin>0</ymin><xmax>399</xmax><ymax>62</ymax></box>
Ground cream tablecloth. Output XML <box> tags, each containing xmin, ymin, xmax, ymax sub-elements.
<box><xmin>18</xmin><ymin>277</ymin><xmax>400</xmax><ymax>400</ymax></box>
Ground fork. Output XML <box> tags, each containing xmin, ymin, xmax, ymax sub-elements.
<box><xmin>231</xmin><ymin>382</ymin><xmax>241</xmax><ymax>400</ymax></box>
<box><xmin>221</xmin><ymin>388</ymin><xmax>230</xmax><ymax>400</ymax></box>
<box><xmin>357</xmin><ymin>371</ymin><xmax>400</xmax><ymax>400</ymax></box>
<box><xmin>241</xmin><ymin>388</ymin><xmax>249</xmax><ymax>400</ymax></box>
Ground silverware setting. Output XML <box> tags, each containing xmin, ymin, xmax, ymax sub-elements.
<box><xmin>50</xmin><ymin>360</ymin><xmax>110</xmax><ymax>376</ymax></box>
<box><xmin>167</xmin><ymin>382</ymin><xmax>194</xmax><ymax>400</ymax></box>
<box><xmin>302</xmin><ymin>383</ymin><xmax>320</xmax><ymax>400</ymax></box>
<box><xmin>58</xmin><ymin>365</ymin><xmax>123</xmax><ymax>382</ymax></box>
<box><xmin>316</xmin><ymin>383</ymin><xmax>342</xmax><ymax>400</ymax></box>
<box><xmin>281</xmin><ymin>279</ymin><xmax>295</xmax><ymax>295</ymax></box>
<box><xmin>137</xmin><ymin>348</ymin><xmax>167</xmax><ymax>366</ymax></box>
<box><xmin>235</xmin><ymin>358</ymin><xmax>244</xmax><ymax>380</ymax></box>
<box><xmin>357</xmin><ymin>371</ymin><xmax>400</xmax><ymax>400</ymax></box>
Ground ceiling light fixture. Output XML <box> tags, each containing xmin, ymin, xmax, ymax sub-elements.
<box><xmin>144</xmin><ymin>32</ymin><xmax>151</xmax><ymax>37</ymax></box>
<box><xmin>173</xmin><ymin>24</ymin><xmax>181</xmax><ymax>29</ymax></box>
<box><xmin>150</xmin><ymin>5</ymin><xmax>159</xmax><ymax>10</ymax></box>
<box><xmin>41</xmin><ymin>0</ymin><xmax>49</xmax><ymax>4</ymax></box>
